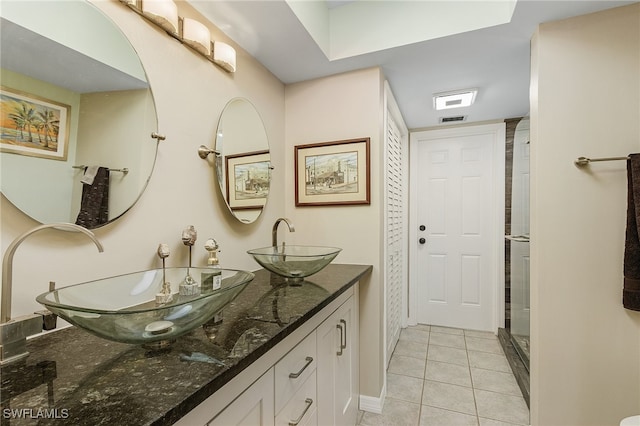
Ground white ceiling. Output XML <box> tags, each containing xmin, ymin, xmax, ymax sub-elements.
<box><xmin>188</xmin><ymin>0</ymin><xmax>638</xmax><ymax>129</ymax></box>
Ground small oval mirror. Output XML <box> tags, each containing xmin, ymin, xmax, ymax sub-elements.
<box><xmin>0</xmin><ymin>1</ymin><xmax>158</xmax><ymax>229</ymax></box>
<box><xmin>215</xmin><ymin>98</ymin><xmax>270</xmax><ymax>224</ymax></box>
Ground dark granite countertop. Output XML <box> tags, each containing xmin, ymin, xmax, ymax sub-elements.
<box><xmin>0</xmin><ymin>264</ymin><xmax>372</xmax><ymax>426</ymax></box>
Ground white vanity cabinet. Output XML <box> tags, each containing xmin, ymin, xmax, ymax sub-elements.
<box><xmin>176</xmin><ymin>285</ymin><xmax>358</xmax><ymax>426</ymax></box>
<box><xmin>316</xmin><ymin>295</ymin><xmax>358</xmax><ymax>426</ymax></box>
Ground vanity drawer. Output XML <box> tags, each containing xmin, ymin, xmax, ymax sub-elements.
<box><xmin>275</xmin><ymin>371</ymin><xmax>317</xmax><ymax>426</ymax></box>
<box><xmin>274</xmin><ymin>330</ymin><xmax>316</xmax><ymax>413</ymax></box>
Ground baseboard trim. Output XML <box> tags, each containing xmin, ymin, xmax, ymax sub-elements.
<box><xmin>359</xmin><ymin>382</ymin><xmax>386</xmax><ymax>414</ymax></box>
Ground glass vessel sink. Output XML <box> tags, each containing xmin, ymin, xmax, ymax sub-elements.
<box><xmin>36</xmin><ymin>268</ymin><xmax>253</xmax><ymax>346</ymax></box>
<box><xmin>247</xmin><ymin>245</ymin><xmax>341</xmax><ymax>283</ymax></box>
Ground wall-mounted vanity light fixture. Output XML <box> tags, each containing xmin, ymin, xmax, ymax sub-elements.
<box><xmin>213</xmin><ymin>42</ymin><xmax>237</xmax><ymax>73</ymax></box>
<box><xmin>140</xmin><ymin>0</ymin><xmax>179</xmax><ymax>34</ymax></box>
<box><xmin>119</xmin><ymin>0</ymin><xmax>236</xmax><ymax>73</ymax></box>
<box><xmin>182</xmin><ymin>18</ymin><xmax>211</xmax><ymax>56</ymax></box>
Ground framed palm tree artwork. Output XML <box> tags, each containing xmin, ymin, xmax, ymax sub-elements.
<box><xmin>0</xmin><ymin>86</ymin><xmax>70</xmax><ymax>160</ymax></box>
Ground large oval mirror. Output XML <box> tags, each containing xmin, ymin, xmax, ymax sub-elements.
<box><xmin>0</xmin><ymin>0</ymin><xmax>158</xmax><ymax>229</ymax></box>
<box><xmin>215</xmin><ymin>98</ymin><xmax>270</xmax><ymax>224</ymax></box>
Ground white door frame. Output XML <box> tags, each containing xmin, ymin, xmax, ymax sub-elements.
<box><xmin>408</xmin><ymin>122</ymin><xmax>505</xmax><ymax>333</ymax></box>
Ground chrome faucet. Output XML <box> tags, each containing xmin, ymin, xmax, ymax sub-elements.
<box><xmin>272</xmin><ymin>218</ymin><xmax>295</xmax><ymax>247</ymax></box>
<box><xmin>0</xmin><ymin>223</ymin><xmax>104</xmax><ymax>364</ymax></box>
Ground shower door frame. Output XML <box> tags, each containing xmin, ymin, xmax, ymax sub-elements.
<box><xmin>508</xmin><ymin>117</ymin><xmax>531</xmax><ymax>370</ymax></box>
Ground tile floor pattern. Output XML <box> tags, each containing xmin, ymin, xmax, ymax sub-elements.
<box><xmin>357</xmin><ymin>325</ymin><xmax>530</xmax><ymax>426</ymax></box>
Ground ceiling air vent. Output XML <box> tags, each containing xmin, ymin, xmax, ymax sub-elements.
<box><xmin>439</xmin><ymin>115</ymin><xmax>467</xmax><ymax>123</ymax></box>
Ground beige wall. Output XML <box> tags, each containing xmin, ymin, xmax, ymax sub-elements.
<box><xmin>1</xmin><ymin>0</ymin><xmax>286</xmax><ymax>321</ymax></box>
<box><xmin>284</xmin><ymin>68</ymin><xmax>385</xmax><ymax>399</ymax></box>
<box><xmin>530</xmin><ymin>4</ymin><xmax>640</xmax><ymax>425</ymax></box>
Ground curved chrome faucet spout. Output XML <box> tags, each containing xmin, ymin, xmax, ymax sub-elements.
<box><xmin>1</xmin><ymin>223</ymin><xmax>104</xmax><ymax>324</ymax></box>
<box><xmin>272</xmin><ymin>218</ymin><xmax>295</xmax><ymax>248</ymax></box>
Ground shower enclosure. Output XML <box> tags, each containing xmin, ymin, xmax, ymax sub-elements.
<box><xmin>499</xmin><ymin>116</ymin><xmax>531</xmax><ymax>407</ymax></box>
<box><xmin>508</xmin><ymin>117</ymin><xmax>530</xmax><ymax>369</ymax></box>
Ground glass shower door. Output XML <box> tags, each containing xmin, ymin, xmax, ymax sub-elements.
<box><xmin>509</xmin><ymin>117</ymin><xmax>530</xmax><ymax>369</ymax></box>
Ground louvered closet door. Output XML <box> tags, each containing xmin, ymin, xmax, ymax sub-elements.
<box><xmin>385</xmin><ymin>115</ymin><xmax>405</xmax><ymax>367</ymax></box>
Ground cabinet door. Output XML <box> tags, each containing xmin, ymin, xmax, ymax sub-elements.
<box><xmin>208</xmin><ymin>368</ymin><xmax>275</xmax><ymax>426</ymax></box>
<box><xmin>335</xmin><ymin>297</ymin><xmax>357</xmax><ymax>425</ymax></box>
<box><xmin>316</xmin><ymin>296</ymin><xmax>358</xmax><ymax>426</ymax></box>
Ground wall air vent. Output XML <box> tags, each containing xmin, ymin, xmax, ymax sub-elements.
<box><xmin>439</xmin><ymin>115</ymin><xmax>467</xmax><ymax>123</ymax></box>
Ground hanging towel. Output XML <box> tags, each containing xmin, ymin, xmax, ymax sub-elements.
<box><xmin>623</xmin><ymin>154</ymin><xmax>640</xmax><ymax>310</ymax></box>
<box><xmin>80</xmin><ymin>165</ymin><xmax>100</xmax><ymax>185</ymax></box>
<box><xmin>75</xmin><ymin>166</ymin><xmax>109</xmax><ymax>228</ymax></box>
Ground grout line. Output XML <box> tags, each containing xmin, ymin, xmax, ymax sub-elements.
<box><xmin>464</xmin><ymin>330</ymin><xmax>481</xmax><ymax>425</ymax></box>
<box><xmin>415</xmin><ymin>331</ymin><xmax>430</xmax><ymax>425</ymax></box>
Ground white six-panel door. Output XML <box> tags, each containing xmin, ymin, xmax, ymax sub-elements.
<box><xmin>410</xmin><ymin>123</ymin><xmax>505</xmax><ymax>332</ymax></box>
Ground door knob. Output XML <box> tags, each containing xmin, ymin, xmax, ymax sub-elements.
<box><xmin>419</xmin><ymin>238</ymin><xmax>426</xmax><ymax>244</ymax></box>
<box><xmin>419</xmin><ymin>225</ymin><xmax>426</xmax><ymax>231</ymax></box>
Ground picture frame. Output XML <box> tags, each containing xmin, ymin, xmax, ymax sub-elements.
<box><xmin>295</xmin><ymin>137</ymin><xmax>370</xmax><ymax>206</ymax></box>
<box><xmin>225</xmin><ymin>150</ymin><xmax>271</xmax><ymax>210</ymax></box>
<box><xmin>0</xmin><ymin>86</ymin><xmax>70</xmax><ymax>161</ymax></box>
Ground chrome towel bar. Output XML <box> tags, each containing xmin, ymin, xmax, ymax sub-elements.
<box><xmin>574</xmin><ymin>156</ymin><xmax>630</xmax><ymax>167</ymax></box>
<box><xmin>72</xmin><ymin>165</ymin><xmax>129</xmax><ymax>174</ymax></box>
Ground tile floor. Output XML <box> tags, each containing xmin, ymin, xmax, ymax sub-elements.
<box><xmin>358</xmin><ymin>325</ymin><xmax>530</xmax><ymax>426</ymax></box>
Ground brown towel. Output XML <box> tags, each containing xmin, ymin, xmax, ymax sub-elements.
<box><xmin>75</xmin><ymin>166</ymin><xmax>109</xmax><ymax>228</ymax></box>
<box><xmin>624</xmin><ymin>154</ymin><xmax>640</xmax><ymax>310</ymax></box>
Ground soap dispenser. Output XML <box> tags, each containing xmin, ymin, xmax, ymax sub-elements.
<box><xmin>201</xmin><ymin>238</ymin><xmax>222</xmax><ymax>292</ymax></box>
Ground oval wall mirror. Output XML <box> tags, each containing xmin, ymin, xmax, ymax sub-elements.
<box><xmin>0</xmin><ymin>1</ymin><xmax>159</xmax><ymax>229</ymax></box>
<box><xmin>215</xmin><ymin>98</ymin><xmax>270</xmax><ymax>224</ymax></box>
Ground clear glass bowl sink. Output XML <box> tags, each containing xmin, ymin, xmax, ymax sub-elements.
<box><xmin>36</xmin><ymin>268</ymin><xmax>253</xmax><ymax>345</ymax></box>
<box><xmin>247</xmin><ymin>245</ymin><xmax>341</xmax><ymax>283</ymax></box>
